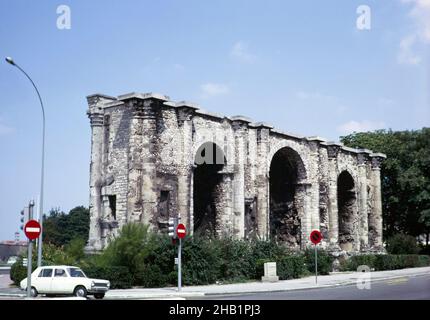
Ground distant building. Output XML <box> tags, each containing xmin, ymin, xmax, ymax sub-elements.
<box><xmin>0</xmin><ymin>241</ymin><xmax>27</xmax><ymax>262</ymax></box>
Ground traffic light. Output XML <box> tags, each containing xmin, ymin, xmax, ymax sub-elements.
<box><xmin>20</xmin><ymin>207</ymin><xmax>30</xmax><ymax>231</ymax></box>
<box><xmin>168</xmin><ymin>217</ymin><xmax>178</xmax><ymax>239</ymax></box>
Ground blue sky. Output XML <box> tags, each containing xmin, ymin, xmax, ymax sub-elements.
<box><xmin>0</xmin><ymin>0</ymin><xmax>429</xmax><ymax>240</ymax></box>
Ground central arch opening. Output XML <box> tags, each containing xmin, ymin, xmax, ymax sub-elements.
<box><xmin>269</xmin><ymin>147</ymin><xmax>306</xmax><ymax>247</ymax></box>
<box><xmin>337</xmin><ymin>170</ymin><xmax>357</xmax><ymax>251</ymax></box>
<box><xmin>193</xmin><ymin>142</ymin><xmax>225</xmax><ymax>236</ymax></box>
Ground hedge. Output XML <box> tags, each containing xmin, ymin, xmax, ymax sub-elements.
<box><xmin>345</xmin><ymin>254</ymin><xmax>430</xmax><ymax>271</ymax></box>
<box><xmin>303</xmin><ymin>248</ymin><xmax>333</xmax><ymax>275</ymax></box>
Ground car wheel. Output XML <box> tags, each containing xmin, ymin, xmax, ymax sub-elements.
<box><xmin>30</xmin><ymin>287</ymin><xmax>38</xmax><ymax>298</ymax></box>
<box><xmin>94</xmin><ymin>293</ymin><xmax>105</xmax><ymax>299</ymax></box>
<box><xmin>73</xmin><ymin>286</ymin><xmax>87</xmax><ymax>298</ymax></box>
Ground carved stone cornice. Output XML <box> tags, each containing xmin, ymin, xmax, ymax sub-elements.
<box><xmin>370</xmin><ymin>153</ymin><xmax>386</xmax><ymax>170</ymax></box>
<box><xmin>88</xmin><ymin>113</ymin><xmax>104</xmax><ymax>127</ymax></box>
<box><xmin>327</xmin><ymin>142</ymin><xmax>342</xmax><ymax>159</ymax></box>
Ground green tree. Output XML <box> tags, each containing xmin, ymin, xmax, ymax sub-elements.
<box><xmin>43</xmin><ymin>206</ymin><xmax>90</xmax><ymax>246</ymax></box>
<box><xmin>341</xmin><ymin>128</ymin><xmax>430</xmax><ymax>246</ymax></box>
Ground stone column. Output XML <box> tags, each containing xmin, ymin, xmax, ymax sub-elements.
<box><xmin>315</xmin><ymin>139</ymin><xmax>330</xmax><ymax>243</ymax></box>
<box><xmin>126</xmin><ymin>100</ymin><xmax>145</xmax><ymax>223</ymax></box>
<box><xmin>307</xmin><ymin>140</ymin><xmax>321</xmax><ymax>231</ymax></box>
<box><xmin>231</xmin><ymin>117</ymin><xmax>251</xmax><ymax>239</ymax></box>
<box><xmin>176</xmin><ymin>102</ymin><xmax>197</xmax><ymax>230</ymax></box>
<box><xmin>215</xmin><ymin>171</ymin><xmax>234</xmax><ymax>237</ymax></box>
<box><xmin>357</xmin><ymin>150</ymin><xmax>371</xmax><ymax>251</ymax></box>
<box><xmin>255</xmin><ymin>123</ymin><xmax>273</xmax><ymax>239</ymax></box>
<box><xmin>295</xmin><ymin>183</ymin><xmax>311</xmax><ymax>249</ymax></box>
<box><xmin>86</xmin><ymin>94</ymin><xmax>116</xmax><ymax>251</ymax></box>
<box><xmin>327</xmin><ymin>143</ymin><xmax>342</xmax><ymax>249</ymax></box>
<box><xmin>140</xmin><ymin>98</ymin><xmax>162</xmax><ymax>227</ymax></box>
<box><xmin>369</xmin><ymin>154</ymin><xmax>386</xmax><ymax>249</ymax></box>
<box><xmin>87</xmin><ymin>111</ymin><xmax>104</xmax><ymax>250</ymax></box>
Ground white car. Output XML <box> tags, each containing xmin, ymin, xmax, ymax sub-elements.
<box><xmin>20</xmin><ymin>265</ymin><xmax>110</xmax><ymax>299</ymax></box>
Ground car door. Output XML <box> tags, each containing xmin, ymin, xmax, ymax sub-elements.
<box><xmin>50</xmin><ymin>268</ymin><xmax>71</xmax><ymax>294</ymax></box>
<box><xmin>35</xmin><ymin>268</ymin><xmax>53</xmax><ymax>293</ymax></box>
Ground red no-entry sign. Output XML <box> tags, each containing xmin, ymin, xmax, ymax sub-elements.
<box><xmin>176</xmin><ymin>223</ymin><xmax>186</xmax><ymax>239</ymax></box>
<box><xmin>24</xmin><ymin>220</ymin><xmax>41</xmax><ymax>240</ymax></box>
<box><xmin>310</xmin><ymin>229</ymin><xmax>322</xmax><ymax>245</ymax></box>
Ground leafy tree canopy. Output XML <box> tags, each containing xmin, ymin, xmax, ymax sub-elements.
<box><xmin>43</xmin><ymin>206</ymin><xmax>89</xmax><ymax>247</ymax></box>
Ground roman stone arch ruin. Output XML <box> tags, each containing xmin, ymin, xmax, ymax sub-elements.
<box><xmin>86</xmin><ymin>92</ymin><xmax>386</xmax><ymax>254</ymax></box>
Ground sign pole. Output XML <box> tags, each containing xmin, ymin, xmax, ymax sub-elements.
<box><xmin>178</xmin><ymin>237</ymin><xmax>182</xmax><ymax>292</ymax></box>
<box><xmin>310</xmin><ymin>230</ymin><xmax>322</xmax><ymax>286</ymax></box>
<box><xmin>315</xmin><ymin>244</ymin><xmax>318</xmax><ymax>285</ymax></box>
<box><xmin>26</xmin><ymin>240</ymin><xmax>32</xmax><ymax>298</ymax></box>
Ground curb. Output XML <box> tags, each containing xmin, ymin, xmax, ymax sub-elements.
<box><xmin>0</xmin><ymin>292</ymin><xmax>26</xmax><ymax>298</ymax></box>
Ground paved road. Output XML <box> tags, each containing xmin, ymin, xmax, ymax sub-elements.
<box><xmin>200</xmin><ymin>274</ymin><xmax>430</xmax><ymax>300</ymax></box>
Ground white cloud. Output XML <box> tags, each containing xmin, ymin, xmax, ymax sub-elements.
<box><xmin>200</xmin><ymin>83</ymin><xmax>230</xmax><ymax>98</ymax></box>
<box><xmin>230</xmin><ymin>41</ymin><xmax>256</xmax><ymax>64</ymax></box>
<box><xmin>398</xmin><ymin>34</ymin><xmax>421</xmax><ymax>64</ymax></box>
<box><xmin>398</xmin><ymin>0</ymin><xmax>430</xmax><ymax>65</ymax></box>
<box><xmin>337</xmin><ymin>120</ymin><xmax>386</xmax><ymax>134</ymax></box>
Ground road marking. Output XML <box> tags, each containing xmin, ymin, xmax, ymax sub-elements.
<box><xmin>386</xmin><ymin>277</ymin><xmax>409</xmax><ymax>285</ymax></box>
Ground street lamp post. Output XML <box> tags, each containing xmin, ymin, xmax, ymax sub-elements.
<box><xmin>6</xmin><ymin>57</ymin><xmax>45</xmax><ymax>267</ymax></box>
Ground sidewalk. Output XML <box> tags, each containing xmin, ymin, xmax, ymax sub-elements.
<box><xmin>105</xmin><ymin>266</ymin><xmax>430</xmax><ymax>299</ymax></box>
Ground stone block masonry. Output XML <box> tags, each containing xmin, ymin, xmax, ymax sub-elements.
<box><xmin>86</xmin><ymin>92</ymin><xmax>386</xmax><ymax>255</ymax></box>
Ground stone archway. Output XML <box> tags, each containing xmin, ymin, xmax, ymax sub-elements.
<box><xmin>269</xmin><ymin>147</ymin><xmax>306</xmax><ymax>248</ymax></box>
<box><xmin>193</xmin><ymin>142</ymin><xmax>226</xmax><ymax>236</ymax></box>
<box><xmin>337</xmin><ymin>170</ymin><xmax>357</xmax><ymax>251</ymax></box>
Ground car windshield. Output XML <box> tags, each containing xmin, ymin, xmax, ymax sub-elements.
<box><xmin>67</xmin><ymin>268</ymin><xmax>86</xmax><ymax>278</ymax></box>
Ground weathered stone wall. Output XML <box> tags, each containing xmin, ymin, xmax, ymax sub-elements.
<box><xmin>86</xmin><ymin>92</ymin><xmax>386</xmax><ymax>254</ymax></box>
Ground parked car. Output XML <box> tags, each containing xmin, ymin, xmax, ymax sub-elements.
<box><xmin>20</xmin><ymin>265</ymin><xmax>110</xmax><ymax>299</ymax></box>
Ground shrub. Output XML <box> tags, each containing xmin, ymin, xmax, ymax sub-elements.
<box><xmin>418</xmin><ymin>255</ymin><xmax>430</xmax><ymax>267</ymax></box>
<box><xmin>10</xmin><ymin>258</ymin><xmax>27</xmax><ymax>285</ymax></box>
<box><xmin>346</xmin><ymin>254</ymin><xmax>378</xmax><ymax>271</ymax></box>
<box><xmin>137</xmin><ymin>235</ymin><xmax>176</xmax><ymax>287</ymax></box>
<box><xmin>344</xmin><ymin>254</ymin><xmax>430</xmax><ymax>271</ymax></box>
<box><xmin>386</xmin><ymin>234</ymin><xmax>419</xmax><ymax>254</ymax></box>
<box><xmin>182</xmin><ymin>237</ymin><xmax>222</xmax><ymax>285</ymax></box>
<box><xmin>303</xmin><ymin>248</ymin><xmax>333</xmax><ymax>275</ymax></box>
<box><xmin>101</xmin><ymin>223</ymin><xmax>157</xmax><ymax>278</ymax></box>
<box><xmin>82</xmin><ymin>265</ymin><xmax>133</xmax><ymax>289</ymax></box>
<box><xmin>218</xmin><ymin>238</ymin><xmax>253</xmax><ymax>281</ymax></box>
<box><xmin>277</xmin><ymin>254</ymin><xmax>306</xmax><ymax>279</ymax></box>
<box><xmin>247</xmin><ymin>239</ymin><xmax>288</xmax><ymax>279</ymax></box>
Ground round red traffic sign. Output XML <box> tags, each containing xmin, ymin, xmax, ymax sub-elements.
<box><xmin>176</xmin><ymin>223</ymin><xmax>186</xmax><ymax>239</ymax></box>
<box><xmin>310</xmin><ymin>230</ymin><xmax>322</xmax><ymax>245</ymax></box>
<box><xmin>24</xmin><ymin>220</ymin><xmax>41</xmax><ymax>240</ymax></box>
